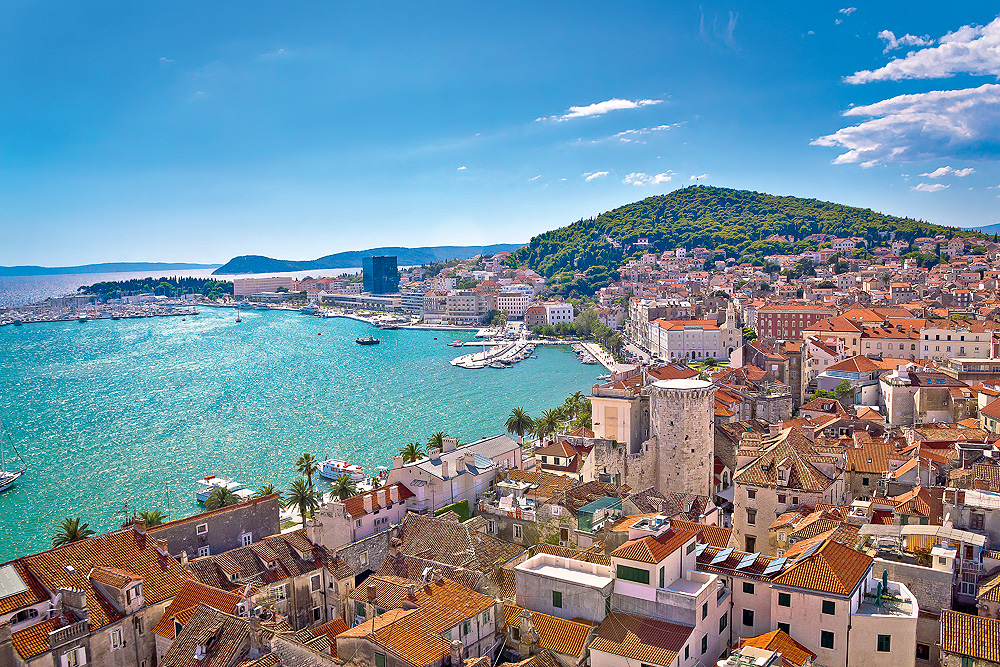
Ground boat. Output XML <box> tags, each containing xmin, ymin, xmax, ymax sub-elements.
<box><xmin>77</xmin><ymin>315</ymin><xmax>88</xmax><ymax>323</ymax></box>
<box><xmin>448</xmin><ymin>340</ymin><xmax>464</xmax><ymax>347</ymax></box>
<box><xmin>235</xmin><ymin>308</ymin><xmax>242</xmax><ymax>323</ymax></box>
<box><xmin>379</xmin><ymin>324</ymin><xmax>399</xmax><ymax>330</ymax></box>
<box><xmin>300</xmin><ymin>305</ymin><xmax>319</xmax><ymax>315</ymax></box>
<box><xmin>489</xmin><ymin>361</ymin><xmax>505</xmax><ymax>369</ymax></box>
<box><xmin>319</xmin><ymin>459</ymin><xmax>366</xmax><ymax>481</ymax></box>
<box><xmin>13</xmin><ymin>320</ymin><xmax>22</xmax><ymax>326</ymax></box>
<box><xmin>0</xmin><ymin>418</ymin><xmax>27</xmax><ymax>493</ymax></box>
<box><xmin>195</xmin><ymin>475</ymin><xmax>254</xmax><ymax>503</ymax></box>
<box><xmin>356</xmin><ymin>336</ymin><xmax>380</xmax><ymax>345</ymax></box>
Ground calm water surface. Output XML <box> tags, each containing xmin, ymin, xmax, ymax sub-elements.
<box><xmin>0</xmin><ymin>308</ymin><xmax>598</xmax><ymax>560</ymax></box>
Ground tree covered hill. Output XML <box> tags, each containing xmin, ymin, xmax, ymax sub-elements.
<box><xmin>508</xmin><ymin>185</ymin><xmax>984</xmax><ymax>297</ymax></box>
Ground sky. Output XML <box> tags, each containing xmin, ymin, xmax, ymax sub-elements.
<box><xmin>2</xmin><ymin>1</ymin><xmax>999</xmax><ymax>266</ymax></box>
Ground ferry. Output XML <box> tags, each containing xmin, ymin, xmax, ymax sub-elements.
<box><xmin>356</xmin><ymin>336</ymin><xmax>380</xmax><ymax>345</ymax></box>
<box><xmin>0</xmin><ymin>418</ymin><xmax>27</xmax><ymax>493</ymax></box>
<box><xmin>319</xmin><ymin>459</ymin><xmax>366</xmax><ymax>482</ymax></box>
<box><xmin>195</xmin><ymin>475</ymin><xmax>254</xmax><ymax>503</ymax></box>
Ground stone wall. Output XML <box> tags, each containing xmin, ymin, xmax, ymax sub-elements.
<box><xmin>150</xmin><ymin>494</ymin><xmax>281</xmax><ymax>560</ymax></box>
<box><xmin>647</xmin><ymin>381</ymin><xmax>715</xmax><ymax>498</ymax></box>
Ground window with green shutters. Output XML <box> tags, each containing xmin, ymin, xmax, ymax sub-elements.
<box><xmin>877</xmin><ymin>635</ymin><xmax>891</xmax><ymax>652</ymax></box>
<box><xmin>552</xmin><ymin>591</ymin><xmax>562</xmax><ymax>608</ymax></box>
<box><xmin>355</xmin><ymin>601</ymin><xmax>366</xmax><ymax>618</ymax></box>
<box><xmin>821</xmin><ymin>631</ymin><xmax>834</xmax><ymax>649</ymax></box>
<box><xmin>822</xmin><ymin>600</ymin><xmax>835</xmax><ymax>615</ymax></box>
<box><xmin>375</xmin><ymin>653</ymin><xmax>385</xmax><ymax>667</ymax></box>
<box><xmin>617</xmin><ymin>565</ymin><xmax>650</xmax><ymax>584</ymax></box>
<box><xmin>778</xmin><ymin>592</ymin><xmax>791</xmax><ymax>607</ymax></box>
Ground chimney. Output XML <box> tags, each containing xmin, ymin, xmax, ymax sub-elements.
<box><xmin>367</xmin><ymin>584</ymin><xmax>376</xmax><ymax>602</ymax></box>
<box><xmin>518</xmin><ymin>608</ymin><xmax>538</xmax><ymax>658</ymax></box>
<box><xmin>393</xmin><ymin>456</ymin><xmax>404</xmax><ymax>470</ymax></box>
<box><xmin>803</xmin><ymin>423</ymin><xmax>816</xmax><ymax>442</ymax></box>
<box><xmin>769</xmin><ymin>423</ymin><xmax>780</xmax><ymax>436</ymax></box>
<box><xmin>406</xmin><ymin>583</ymin><xmax>416</xmax><ymax>599</ymax></box>
<box><xmin>154</xmin><ymin>538</ymin><xmax>169</xmax><ymax>558</ymax></box>
<box><xmin>248</xmin><ymin>616</ymin><xmax>262</xmax><ymax>659</ymax></box>
<box><xmin>0</xmin><ymin>623</ymin><xmax>13</xmax><ymax>667</ymax></box>
<box><xmin>180</xmin><ymin>550</ymin><xmax>189</xmax><ymax>568</ymax></box>
<box><xmin>363</xmin><ymin>494</ymin><xmax>373</xmax><ymax>514</ymax></box>
<box><xmin>60</xmin><ymin>588</ymin><xmax>89</xmax><ymax>621</ymax></box>
<box><xmin>442</xmin><ymin>437</ymin><xmax>459</xmax><ymax>453</ymax></box>
<box><xmin>457</xmin><ymin>454</ymin><xmax>466</xmax><ymax>472</ymax></box>
<box><xmin>441</xmin><ymin>460</ymin><xmax>450</xmax><ymax>479</ymax></box>
<box><xmin>389</xmin><ymin>485</ymin><xmax>400</xmax><ymax>503</ymax></box>
<box><xmin>429</xmin><ymin>447</ymin><xmax>442</xmax><ymax>459</ymax></box>
<box><xmin>305</xmin><ymin>517</ymin><xmax>323</xmax><ymax>545</ymax></box>
<box><xmin>451</xmin><ymin>639</ymin><xmax>465</xmax><ymax>667</ymax></box>
<box><xmin>132</xmin><ymin>517</ymin><xmax>147</xmax><ymax>535</ymax></box>
<box><xmin>376</xmin><ymin>489</ymin><xmax>387</xmax><ymax>507</ymax></box>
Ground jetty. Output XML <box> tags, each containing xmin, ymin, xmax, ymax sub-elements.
<box><xmin>450</xmin><ymin>337</ymin><xmax>535</xmax><ymax>369</ymax></box>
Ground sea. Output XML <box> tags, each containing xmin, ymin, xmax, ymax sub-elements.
<box><xmin>0</xmin><ymin>304</ymin><xmax>599</xmax><ymax>560</ymax></box>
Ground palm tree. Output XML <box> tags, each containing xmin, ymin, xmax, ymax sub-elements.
<box><xmin>329</xmin><ymin>474</ymin><xmax>358</xmax><ymax>501</ymax></box>
<box><xmin>53</xmin><ymin>517</ymin><xmax>95</xmax><ymax>547</ymax></box>
<box><xmin>296</xmin><ymin>453</ymin><xmax>320</xmax><ymax>490</ymax></box>
<box><xmin>205</xmin><ymin>487</ymin><xmax>240</xmax><ymax>510</ymax></box>
<box><xmin>399</xmin><ymin>442</ymin><xmax>423</xmax><ymax>463</ymax></box>
<box><xmin>426</xmin><ymin>431</ymin><xmax>448</xmax><ymax>453</ymax></box>
<box><xmin>256</xmin><ymin>484</ymin><xmax>279</xmax><ymax>500</ymax></box>
<box><xmin>505</xmin><ymin>407</ymin><xmax>533</xmax><ymax>445</ymax></box>
<box><xmin>138</xmin><ymin>510</ymin><xmax>166</xmax><ymax>527</ymax></box>
<box><xmin>533</xmin><ymin>409</ymin><xmax>561</xmax><ymax>442</ymax></box>
<box><xmin>284</xmin><ymin>479</ymin><xmax>321</xmax><ymax>531</ymax></box>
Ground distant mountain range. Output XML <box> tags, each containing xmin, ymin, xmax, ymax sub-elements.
<box><xmin>212</xmin><ymin>244</ymin><xmax>525</xmax><ymax>275</ymax></box>
<box><xmin>0</xmin><ymin>262</ymin><xmax>220</xmax><ymax>277</ymax></box>
<box><xmin>968</xmin><ymin>222</ymin><xmax>1000</xmax><ymax>236</ymax></box>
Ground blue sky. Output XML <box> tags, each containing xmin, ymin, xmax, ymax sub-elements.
<box><xmin>2</xmin><ymin>1</ymin><xmax>999</xmax><ymax>266</ymax></box>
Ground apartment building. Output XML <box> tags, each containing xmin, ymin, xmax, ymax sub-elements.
<box><xmin>497</xmin><ymin>292</ymin><xmax>532</xmax><ymax>318</ymax></box>
<box><xmin>757</xmin><ymin>305</ymin><xmax>837</xmax><ymax>341</ymax></box>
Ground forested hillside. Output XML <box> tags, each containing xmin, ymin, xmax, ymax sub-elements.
<box><xmin>508</xmin><ymin>186</ymin><xmax>982</xmax><ymax>297</ymax></box>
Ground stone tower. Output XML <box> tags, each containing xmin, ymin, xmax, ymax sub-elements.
<box><xmin>647</xmin><ymin>378</ymin><xmax>716</xmax><ymax>498</ymax></box>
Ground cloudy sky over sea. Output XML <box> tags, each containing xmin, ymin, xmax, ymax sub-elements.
<box><xmin>2</xmin><ymin>1</ymin><xmax>998</xmax><ymax>266</ymax></box>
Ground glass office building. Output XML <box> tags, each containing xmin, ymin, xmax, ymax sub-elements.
<box><xmin>362</xmin><ymin>255</ymin><xmax>400</xmax><ymax>294</ymax></box>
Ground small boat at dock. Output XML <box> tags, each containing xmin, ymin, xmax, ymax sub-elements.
<box><xmin>319</xmin><ymin>459</ymin><xmax>366</xmax><ymax>481</ymax></box>
<box><xmin>356</xmin><ymin>336</ymin><xmax>380</xmax><ymax>345</ymax></box>
<box><xmin>448</xmin><ymin>340</ymin><xmax>464</xmax><ymax>347</ymax></box>
<box><xmin>195</xmin><ymin>475</ymin><xmax>253</xmax><ymax>503</ymax></box>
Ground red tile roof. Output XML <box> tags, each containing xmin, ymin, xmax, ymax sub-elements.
<box><xmin>343</xmin><ymin>483</ymin><xmax>415</xmax><ymax>519</ymax></box>
<box><xmin>590</xmin><ymin>611</ymin><xmax>692</xmax><ymax>665</ymax></box>
<box><xmin>610</xmin><ymin>528</ymin><xmax>696</xmax><ymax>564</ymax></box>
<box><xmin>773</xmin><ymin>540</ymin><xmax>872</xmax><ymax>596</ymax></box>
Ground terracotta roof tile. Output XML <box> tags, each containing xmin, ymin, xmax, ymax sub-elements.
<box><xmin>12</xmin><ymin>612</ymin><xmax>79</xmax><ymax>660</ymax></box>
<box><xmin>152</xmin><ymin>580</ymin><xmax>243</xmax><ymax>639</ymax></box>
<box><xmin>610</xmin><ymin>528</ymin><xmax>696</xmax><ymax>564</ymax></box>
<box><xmin>737</xmin><ymin>630</ymin><xmax>816</xmax><ymax>667</ymax></box>
<box><xmin>343</xmin><ymin>483</ymin><xmax>415</xmax><ymax>519</ymax></box>
<box><xmin>670</xmin><ymin>520</ymin><xmax>732</xmax><ymax>549</ymax></box>
<box><xmin>503</xmin><ymin>604</ymin><xmax>592</xmax><ymax>658</ymax></box>
<box><xmin>590</xmin><ymin>611</ymin><xmax>692</xmax><ymax>665</ymax></box>
<box><xmin>773</xmin><ymin>540</ymin><xmax>871</xmax><ymax>596</ymax></box>
<box><xmin>941</xmin><ymin>610</ymin><xmax>1000</xmax><ymax>663</ymax></box>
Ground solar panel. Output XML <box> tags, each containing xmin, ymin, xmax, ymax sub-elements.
<box><xmin>710</xmin><ymin>547</ymin><xmax>734</xmax><ymax>565</ymax></box>
<box><xmin>762</xmin><ymin>557</ymin><xmax>788</xmax><ymax>576</ymax></box>
<box><xmin>796</xmin><ymin>541</ymin><xmax>824</xmax><ymax>562</ymax></box>
<box><xmin>735</xmin><ymin>552</ymin><xmax>760</xmax><ymax>570</ymax></box>
<box><xmin>694</xmin><ymin>543</ymin><xmax>708</xmax><ymax>557</ymax></box>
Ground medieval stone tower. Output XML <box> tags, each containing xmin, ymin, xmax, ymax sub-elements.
<box><xmin>645</xmin><ymin>378</ymin><xmax>716</xmax><ymax>498</ymax></box>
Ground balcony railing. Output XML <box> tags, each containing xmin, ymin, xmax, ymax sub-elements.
<box><xmin>478</xmin><ymin>501</ymin><xmax>535</xmax><ymax>522</ymax></box>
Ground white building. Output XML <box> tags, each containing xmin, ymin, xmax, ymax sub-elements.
<box><xmin>647</xmin><ymin>307</ymin><xmax>741</xmax><ymax>362</ymax></box>
<box><xmin>544</xmin><ymin>302</ymin><xmax>575</xmax><ymax>326</ymax></box>
<box><xmin>312</xmin><ymin>482</ymin><xmax>415</xmax><ymax>547</ymax></box>
<box><xmin>233</xmin><ymin>276</ymin><xmax>295</xmax><ymax>297</ymax></box>
<box><xmin>919</xmin><ymin>321</ymin><xmax>997</xmax><ymax>361</ymax></box>
<box><xmin>497</xmin><ymin>292</ymin><xmax>532</xmax><ymax>319</ymax></box>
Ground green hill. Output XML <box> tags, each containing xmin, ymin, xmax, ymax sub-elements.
<box><xmin>508</xmin><ymin>185</ymin><xmax>984</xmax><ymax>297</ymax></box>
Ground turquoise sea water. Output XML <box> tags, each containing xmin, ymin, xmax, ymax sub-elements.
<box><xmin>0</xmin><ymin>308</ymin><xmax>598</xmax><ymax>561</ymax></box>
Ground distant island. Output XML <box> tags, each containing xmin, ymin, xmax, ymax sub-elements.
<box><xmin>213</xmin><ymin>244</ymin><xmax>525</xmax><ymax>275</ymax></box>
<box><xmin>0</xmin><ymin>262</ymin><xmax>220</xmax><ymax>277</ymax></box>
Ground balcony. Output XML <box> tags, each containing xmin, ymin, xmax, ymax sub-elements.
<box><xmin>856</xmin><ymin>580</ymin><xmax>918</xmax><ymax>618</ymax></box>
<box><xmin>478</xmin><ymin>500</ymin><xmax>535</xmax><ymax>522</ymax></box>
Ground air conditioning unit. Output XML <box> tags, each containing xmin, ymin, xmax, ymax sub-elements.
<box><xmin>559</xmin><ymin>541</ymin><xmax>567</xmax><ymax>547</ymax></box>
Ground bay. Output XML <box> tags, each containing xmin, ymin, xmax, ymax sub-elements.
<box><xmin>0</xmin><ymin>307</ymin><xmax>598</xmax><ymax>560</ymax></box>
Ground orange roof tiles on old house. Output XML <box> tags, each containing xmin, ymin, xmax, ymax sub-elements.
<box><xmin>736</xmin><ymin>630</ymin><xmax>816</xmax><ymax>667</ymax></box>
<box><xmin>610</xmin><ymin>528</ymin><xmax>697</xmax><ymax>564</ymax></box>
<box><xmin>590</xmin><ymin>611</ymin><xmax>692</xmax><ymax>666</ymax></box>
<box><xmin>772</xmin><ymin>540</ymin><xmax>872</xmax><ymax>597</ymax></box>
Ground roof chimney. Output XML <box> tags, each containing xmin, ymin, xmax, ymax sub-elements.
<box><xmin>442</xmin><ymin>437</ymin><xmax>459</xmax><ymax>453</ymax></box>
<box><xmin>376</xmin><ymin>489</ymin><xmax>387</xmax><ymax>507</ymax></box>
<box><xmin>180</xmin><ymin>550</ymin><xmax>189</xmax><ymax>568</ymax></box>
<box><xmin>132</xmin><ymin>517</ymin><xmax>147</xmax><ymax>535</ymax></box>
<box><xmin>769</xmin><ymin>423</ymin><xmax>780</xmax><ymax>436</ymax></box>
<box><xmin>393</xmin><ymin>456</ymin><xmax>404</xmax><ymax>470</ymax></box>
<box><xmin>429</xmin><ymin>447</ymin><xmax>442</xmax><ymax>460</ymax></box>
<box><xmin>406</xmin><ymin>583</ymin><xmax>416</xmax><ymax>599</ymax></box>
<box><xmin>367</xmin><ymin>584</ymin><xmax>376</xmax><ymax>602</ymax></box>
<box><xmin>363</xmin><ymin>494</ymin><xmax>374</xmax><ymax>514</ymax></box>
<box><xmin>389</xmin><ymin>485</ymin><xmax>400</xmax><ymax>503</ymax></box>
<box><xmin>441</xmin><ymin>460</ymin><xmax>450</xmax><ymax>479</ymax></box>
<box><xmin>803</xmin><ymin>423</ymin><xmax>816</xmax><ymax>442</ymax></box>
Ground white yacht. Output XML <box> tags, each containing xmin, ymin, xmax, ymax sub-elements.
<box><xmin>195</xmin><ymin>475</ymin><xmax>254</xmax><ymax>503</ymax></box>
<box><xmin>319</xmin><ymin>458</ymin><xmax>366</xmax><ymax>482</ymax></box>
<box><xmin>0</xmin><ymin>419</ymin><xmax>26</xmax><ymax>493</ymax></box>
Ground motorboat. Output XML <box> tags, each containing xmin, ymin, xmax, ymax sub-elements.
<box><xmin>356</xmin><ymin>336</ymin><xmax>380</xmax><ymax>345</ymax></box>
<box><xmin>77</xmin><ymin>315</ymin><xmax>88</xmax><ymax>323</ymax></box>
<box><xmin>195</xmin><ymin>476</ymin><xmax>254</xmax><ymax>503</ymax></box>
<box><xmin>319</xmin><ymin>459</ymin><xmax>366</xmax><ymax>481</ymax></box>
<box><xmin>448</xmin><ymin>340</ymin><xmax>464</xmax><ymax>347</ymax></box>
<box><xmin>300</xmin><ymin>305</ymin><xmax>319</xmax><ymax>315</ymax></box>
<box><xmin>489</xmin><ymin>361</ymin><xmax>506</xmax><ymax>369</ymax></box>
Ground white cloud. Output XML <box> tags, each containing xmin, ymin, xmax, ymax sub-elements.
<box><xmin>912</xmin><ymin>182</ymin><xmax>950</xmax><ymax>192</ymax></box>
<box><xmin>920</xmin><ymin>166</ymin><xmax>975</xmax><ymax>178</ymax></box>
<box><xmin>259</xmin><ymin>48</ymin><xmax>290</xmax><ymax>60</ymax></box>
<box><xmin>835</xmin><ymin>19</ymin><xmax>843</xmax><ymax>25</ymax></box>
<box><xmin>839</xmin><ymin>7</ymin><xmax>857</xmax><ymax>15</ymax></box>
<box><xmin>811</xmin><ymin>84</ymin><xmax>1000</xmax><ymax>164</ymax></box>
<box><xmin>539</xmin><ymin>98</ymin><xmax>662</xmax><ymax>122</ymax></box>
<box><xmin>583</xmin><ymin>171</ymin><xmax>610</xmax><ymax>182</ymax></box>
<box><xmin>699</xmin><ymin>8</ymin><xmax>739</xmax><ymax>50</ymax></box>
<box><xmin>623</xmin><ymin>172</ymin><xmax>673</xmax><ymax>186</ymax></box>
<box><xmin>848</xmin><ymin>16</ymin><xmax>1000</xmax><ymax>83</ymax></box>
<box><xmin>690</xmin><ymin>174</ymin><xmax>709</xmax><ymax>181</ymax></box>
<box><xmin>860</xmin><ymin>160</ymin><xmax>878</xmax><ymax>168</ymax></box>
<box><xmin>877</xmin><ymin>30</ymin><xmax>933</xmax><ymax>53</ymax></box>
<box><xmin>457</xmin><ymin>165</ymin><xmax>467</xmax><ymax>171</ymax></box>
<box><xmin>159</xmin><ymin>57</ymin><xmax>173</xmax><ymax>63</ymax></box>
<box><xmin>528</xmin><ymin>174</ymin><xmax>542</xmax><ymax>181</ymax></box>
<box><xmin>612</xmin><ymin>123</ymin><xmax>680</xmax><ymax>143</ymax></box>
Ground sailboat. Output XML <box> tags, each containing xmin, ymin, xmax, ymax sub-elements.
<box><xmin>0</xmin><ymin>418</ymin><xmax>27</xmax><ymax>493</ymax></box>
<box><xmin>235</xmin><ymin>308</ymin><xmax>242</xmax><ymax>323</ymax></box>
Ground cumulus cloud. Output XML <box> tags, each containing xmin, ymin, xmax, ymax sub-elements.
<box><xmin>839</xmin><ymin>7</ymin><xmax>857</xmax><ymax>15</ymax></box>
<box><xmin>848</xmin><ymin>16</ymin><xmax>1000</xmax><ymax>83</ymax></box>
<box><xmin>912</xmin><ymin>182</ymin><xmax>950</xmax><ymax>192</ymax></box>
<box><xmin>921</xmin><ymin>166</ymin><xmax>975</xmax><ymax>178</ymax></box>
<box><xmin>539</xmin><ymin>98</ymin><xmax>662</xmax><ymax>122</ymax></box>
<box><xmin>457</xmin><ymin>165</ymin><xmax>467</xmax><ymax>171</ymax></box>
<box><xmin>623</xmin><ymin>172</ymin><xmax>673</xmax><ymax>186</ymax></box>
<box><xmin>690</xmin><ymin>174</ymin><xmax>709</xmax><ymax>181</ymax></box>
<box><xmin>811</xmin><ymin>84</ymin><xmax>1000</xmax><ymax>164</ymax></box>
<box><xmin>612</xmin><ymin>123</ymin><xmax>680</xmax><ymax>143</ymax></box>
<box><xmin>877</xmin><ymin>30</ymin><xmax>933</xmax><ymax>53</ymax></box>
<box><xmin>583</xmin><ymin>171</ymin><xmax>610</xmax><ymax>182</ymax></box>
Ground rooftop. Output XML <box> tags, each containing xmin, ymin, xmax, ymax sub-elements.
<box><xmin>514</xmin><ymin>553</ymin><xmax>614</xmax><ymax>589</ymax></box>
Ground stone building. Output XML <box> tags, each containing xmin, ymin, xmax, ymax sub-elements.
<box><xmin>149</xmin><ymin>493</ymin><xmax>281</xmax><ymax>561</ymax></box>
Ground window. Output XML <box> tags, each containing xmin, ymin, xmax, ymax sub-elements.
<box><xmin>197</xmin><ymin>546</ymin><xmax>210</xmax><ymax>558</ymax></box>
<box><xmin>513</xmin><ymin>524</ymin><xmax>523</xmax><ymax>540</ymax></box>
<box><xmin>685</xmin><ymin>646</ymin><xmax>690</xmax><ymax>660</ymax></box>
<box><xmin>742</xmin><ymin>609</ymin><xmax>754</xmax><ymax>626</ymax></box>
<box><xmin>747</xmin><ymin>509</ymin><xmax>757</xmax><ymax>525</ymax></box>
<box><xmin>13</xmin><ymin>608</ymin><xmax>38</xmax><ymax>624</ymax></box>
<box><xmin>313</xmin><ymin>607</ymin><xmax>322</xmax><ymax>622</ymax></box>
<box><xmin>777</xmin><ymin>494</ymin><xmax>786</xmax><ymax>504</ymax></box>
<box><xmin>552</xmin><ymin>591</ymin><xmax>563</xmax><ymax>608</ymax></box>
<box><xmin>777</xmin><ymin>622</ymin><xmax>790</xmax><ymax>634</ymax></box>
<box><xmin>916</xmin><ymin>643</ymin><xmax>930</xmax><ymax>661</ymax></box>
<box><xmin>792</xmin><ymin>496</ymin><xmax>798</xmax><ymax>505</ymax></box>
<box><xmin>462</xmin><ymin>620</ymin><xmax>471</xmax><ymax>636</ymax></box>
<box><xmin>61</xmin><ymin>648</ymin><xmax>87</xmax><ymax>667</ymax></box>
<box><xmin>778</xmin><ymin>592</ymin><xmax>791</xmax><ymax>607</ymax></box>
<box><xmin>133</xmin><ymin>616</ymin><xmax>144</xmax><ymax>636</ymax></box>
<box><xmin>483</xmin><ymin>608</ymin><xmax>491</xmax><ymax>624</ymax></box>
<box><xmin>274</xmin><ymin>584</ymin><xmax>288</xmax><ymax>601</ymax></box>
<box><xmin>701</xmin><ymin>635</ymin><xmax>708</xmax><ymax>654</ymax></box>
<box><xmin>862</xmin><ymin>476</ymin><xmax>870</xmax><ymax>486</ymax></box>
<box><xmin>374</xmin><ymin>653</ymin><xmax>386</xmax><ymax>667</ymax></box>
<box><xmin>241</xmin><ymin>532</ymin><xmax>253</xmax><ymax>547</ymax></box>
<box><xmin>821</xmin><ymin>631</ymin><xmax>835</xmax><ymax>649</ymax></box>
<box><xmin>747</xmin><ymin>489</ymin><xmax>756</xmax><ymax>500</ymax></box>
<box><xmin>741</xmin><ymin>582</ymin><xmax>755</xmax><ymax>595</ymax></box>
<box><xmin>777</xmin><ymin>531</ymin><xmax>786</xmax><ymax>542</ymax></box>
<box><xmin>617</xmin><ymin>565</ymin><xmax>650</xmax><ymax>584</ymax></box>
<box><xmin>719</xmin><ymin>613</ymin><xmax>728</xmax><ymax>633</ymax></box>
<box><xmin>745</xmin><ymin>536</ymin><xmax>756</xmax><ymax>552</ymax></box>
<box><xmin>174</xmin><ymin>620</ymin><xmax>183</xmax><ymax>637</ymax></box>
<box><xmin>686</xmin><ymin>542</ymin><xmax>696</xmax><ymax>555</ymax></box>
<box><xmin>109</xmin><ymin>628</ymin><xmax>123</xmax><ymax>651</ymax></box>
<box><xmin>355</xmin><ymin>519</ymin><xmax>362</xmax><ymax>528</ymax></box>
<box><xmin>659</xmin><ymin>566</ymin><xmax>664</xmax><ymax>588</ymax></box>
<box><xmin>196</xmin><ymin>523</ymin><xmax>208</xmax><ymax>535</ymax></box>
<box><xmin>822</xmin><ymin>600</ymin><xmax>835</xmax><ymax>615</ymax></box>
<box><xmin>877</xmin><ymin>635</ymin><xmax>891</xmax><ymax>652</ymax></box>
<box><xmin>512</xmin><ymin>627</ymin><xmax>520</xmax><ymax>641</ymax></box>
<box><xmin>487</xmin><ymin>520</ymin><xmax>497</xmax><ymax>534</ymax></box>
<box><xmin>606</xmin><ymin>596</ymin><xmax>612</xmax><ymax>616</ymax></box>
<box><xmin>311</xmin><ymin>574</ymin><xmax>321</xmax><ymax>592</ymax></box>
<box><xmin>971</xmin><ymin>513</ymin><xmax>985</xmax><ymax>530</ymax></box>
